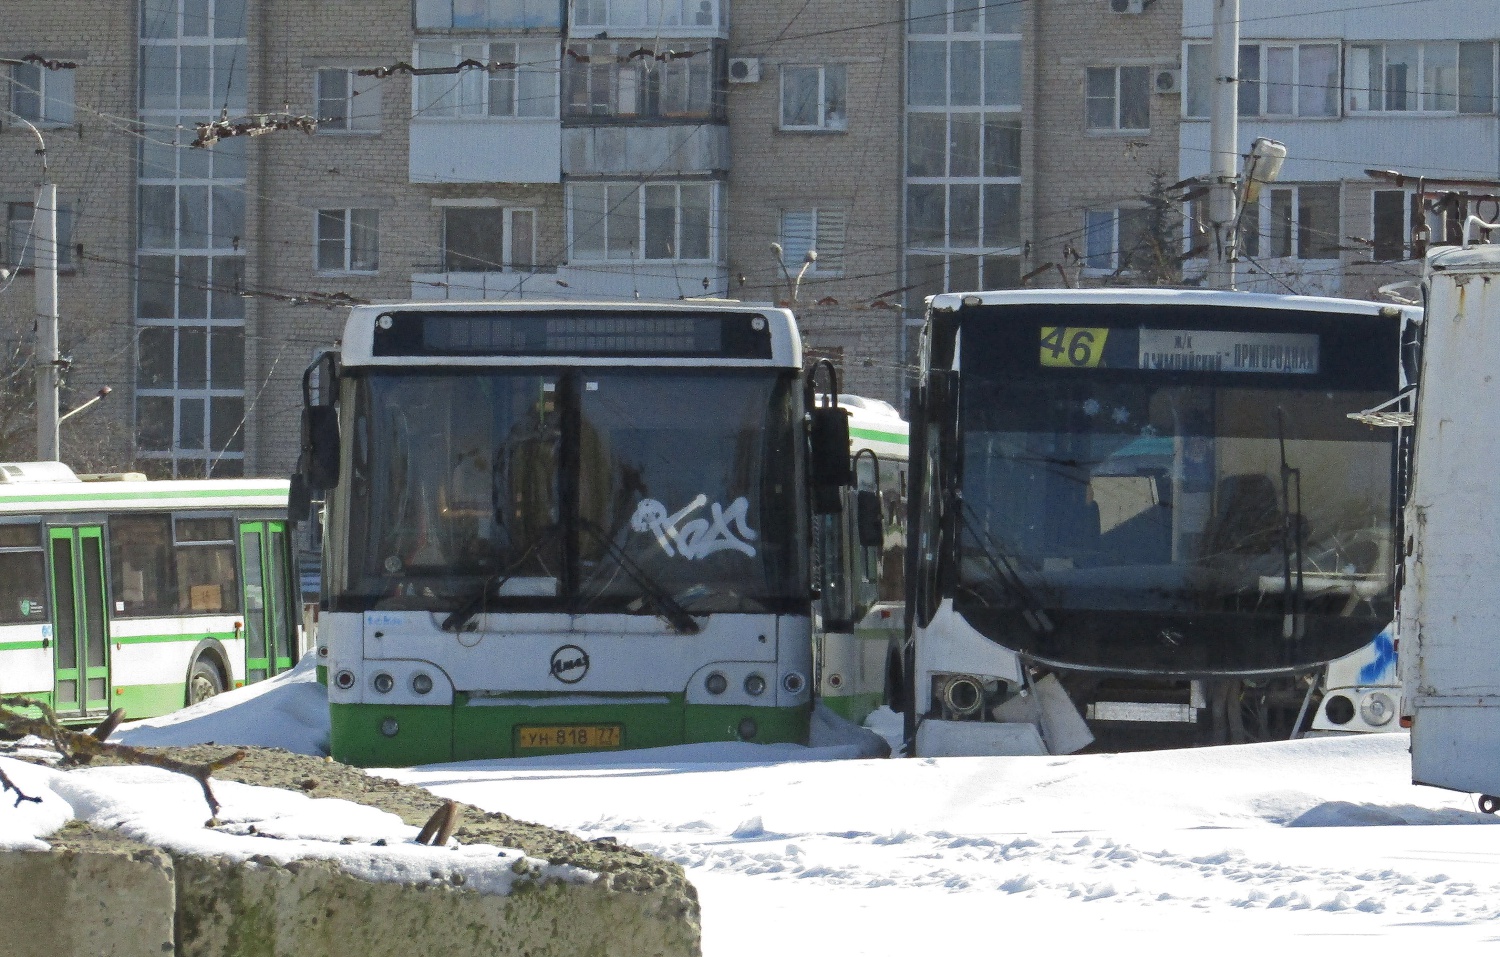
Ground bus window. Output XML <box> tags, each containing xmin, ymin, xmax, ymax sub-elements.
<box><xmin>0</xmin><ymin>523</ymin><xmax>46</xmax><ymax>624</ymax></box>
<box><xmin>108</xmin><ymin>515</ymin><xmax>176</xmax><ymax>616</ymax></box>
<box><xmin>174</xmin><ymin>518</ymin><xmax>240</xmax><ymax>614</ymax></box>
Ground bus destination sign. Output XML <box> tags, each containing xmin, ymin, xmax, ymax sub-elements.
<box><xmin>1039</xmin><ymin>326</ymin><xmax>1319</xmax><ymax>375</ymax></box>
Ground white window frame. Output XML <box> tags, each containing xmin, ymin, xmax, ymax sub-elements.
<box><xmin>316</xmin><ymin>68</ymin><xmax>381</xmax><ymax>133</ymax></box>
<box><xmin>1254</xmin><ymin>183</ymin><xmax>1342</xmax><ymax>261</ymax></box>
<box><xmin>779</xmin><ymin>65</ymin><xmax>847</xmax><ymax>131</ymax></box>
<box><xmin>439</xmin><ymin>205</ymin><xmax>538</xmax><ymax>272</ymax></box>
<box><xmin>7</xmin><ymin>61</ymin><xmax>74</xmax><ymax>126</ymax></box>
<box><xmin>780</xmin><ymin>208</ymin><xmax>846</xmax><ymax>276</ymax></box>
<box><xmin>563</xmin><ymin>41</ymin><xmax>718</xmax><ymax>120</ymax></box>
<box><xmin>413</xmin><ymin>41</ymin><xmax>559</xmax><ymax>119</ymax></box>
<box><xmin>567</xmin><ymin>181</ymin><xmax>719</xmax><ymax>263</ymax></box>
<box><xmin>570</xmin><ymin>0</ymin><xmax>721</xmax><ymax>33</ymax></box>
<box><xmin>1344</xmin><ymin>41</ymin><xmax>1488</xmax><ymax>114</ymax></box>
<box><xmin>1082</xmin><ymin>207</ymin><xmax>1152</xmax><ymax>274</ymax></box>
<box><xmin>416</xmin><ymin>0</ymin><xmax>563</xmax><ymax>30</ymax></box>
<box><xmin>1185</xmin><ymin>41</ymin><xmax>1340</xmax><ymax>119</ymax></box>
<box><xmin>1085</xmin><ymin>65</ymin><xmax>1150</xmax><ymax>132</ymax></box>
<box><xmin>315</xmin><ymin>208</ymin><xmax>379</xmax><ymax>274</ymax></box>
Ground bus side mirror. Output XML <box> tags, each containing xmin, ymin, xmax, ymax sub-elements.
<box><xmin>856</xmin><ymin>489</ymin><xmax>883</xmax><ymax>547</ymax></box>
<box><xmin>809</xmin><ymin>404</ymin><xmax>851</xmax><ymax>514</ymax></box>
<box><xmin>288</xmin><ymin>473</ymin><xmax>312</xmax><ymax>526</ymax></box>
<box><xmin>300</xmin><ymin>406</ymin><xmax>340</xmax><ymax>490</ymax></box>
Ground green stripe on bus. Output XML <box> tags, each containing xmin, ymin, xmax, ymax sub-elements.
<box><xmin>850</xmin><ymin>426</ymin><xmax>909</xmax><ymax>445</ymax></box>
<box><xmin>0</xmin><ymin>640</ymin><xmax>48</xmax><ymax>651</ymax></box>
<box><xmin>0</xmin><ymin>487</ymin><xmax>284</xmax><ymax>505</ymax></box>
<box><xmin>112</xmin><ymin>631</ymin><xmax>235</xmax><ymax>645</ymax></box>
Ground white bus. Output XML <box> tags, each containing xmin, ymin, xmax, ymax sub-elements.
<box><xmin>817</xmin><ymin>395</ymin><xmax>909</xmax><ymax>726</ymax></box>
<box><xmin>0</xmin><ymin>462</ymin><xmax>297</xmax><ymax>722</ymax></box>
<box><xmin>903</xmin><ymin>289</ymin><xmax>1413</xmax><ymax>756</ymax></box>
<box><xmin>300</xmin><ymin>301</ymin><xmax>873</xmax><ymax>766</ymax></box>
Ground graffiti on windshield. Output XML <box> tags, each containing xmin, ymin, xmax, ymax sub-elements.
<box><xmin>631</xmin><ymin>495</ymin><xmax>759</xmax><ymax>560</ymax></box>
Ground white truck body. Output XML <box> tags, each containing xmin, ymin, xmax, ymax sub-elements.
<box><xmin>1403</xmin><ymin>243</ymin><xmax>1500</xmax><ymax>798</ymax></box>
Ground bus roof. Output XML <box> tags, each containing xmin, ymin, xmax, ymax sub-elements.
<box><xmin>929</xmin><ymin>288</ymin><xmax>1420</xmax><ymax>321</ymax></box>
<box><xmin>340</xmin><ymin>300</ymin><xmax>802</xmax><ymax>369</ymax></box>
<box><xmin>0</xmin><ymin>476</ymin><xmax>289</xmax><ymax>516</ymax></box>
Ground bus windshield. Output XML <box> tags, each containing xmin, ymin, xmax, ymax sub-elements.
<box><xmin>948</xmin><ymin>307</ymin><xmax>1400</xmax><ymax>673</ymax></box>
<box><xmin>339</xmin><ymin>368</ymin><xmax>806</xmax><ymax>616</ymax></box>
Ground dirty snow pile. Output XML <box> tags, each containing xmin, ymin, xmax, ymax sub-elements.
<box><xmin>0</xmin><ymin>753</ymin><xmax>586</xmax><ymax>895</ymax></box>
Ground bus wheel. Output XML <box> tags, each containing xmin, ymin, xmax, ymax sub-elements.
<box><xmin>188</xmin><ymin>658</ymin><xmax>226</xmax><ymax>706</ymax></box>
<box><xmin>1480</xmin><ymin>795</ymin><xmax>1500</xmax><ymax>815</ymax></box>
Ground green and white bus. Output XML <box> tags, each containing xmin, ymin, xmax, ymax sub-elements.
<box><xmin>301</xmin><ymin>301</ymin><xmax>877</xmax><ymax>766</ymax></box>
<box><xmin>817</xmin><ymin>395</ymin><xmax>908</xmax><ymax>725</ymax></box>
<box><xmin>0</xmin><ymin>462</ymin><xmax>298</xmax><ymax>722</ymax></box>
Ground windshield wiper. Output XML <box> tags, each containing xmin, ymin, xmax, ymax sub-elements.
<box><xmin>441</xmin><ymin>527</ymin><xmax>556</xmax><ymax>633</ymax></box>
<box><xmin>960</xmin><ymin>501</ymin><xmax>1055</xmax><ymax>635</ymax></box>
<box><xmin>578</xmin><ymin>519</ymin><xmax>701</xmax><ymax>635</ymax></box>
<box><xmin>1275</xmin><ymin>409</ymin><xmax>1306</xmax><ymax>640</ymax></box>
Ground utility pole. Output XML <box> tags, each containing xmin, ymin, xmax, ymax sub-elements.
<box><xmin>1206</xmin><ymin>0</ymin><xmax>1240</xmax><ymax>291</ymax></box>
<box><xmin>35</xmin><ymin>181</ymin><xmax>60</xmax><ymax>461</ymax></box>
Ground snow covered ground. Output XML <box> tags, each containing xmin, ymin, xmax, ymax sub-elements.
<box><xmin>103</xmin><ymin>664</ymin><xmax>1500</xmax><ymax>949</ymax></box>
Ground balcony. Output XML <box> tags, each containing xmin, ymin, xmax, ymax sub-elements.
<box><xmin>562</xmin><ymin>124</ymin><xmax>728</xmax><ymax>176</ymax></box>
<box><xmin>410</xmin><ymin>118</ymin><xmax>562</xmax><ymax>184</ymax></box>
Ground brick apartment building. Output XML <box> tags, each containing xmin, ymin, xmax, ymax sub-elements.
<box><xmin>3</xmin><ymin>0</ymin><xmax>1497</xmax><ymax>476</ymax></box>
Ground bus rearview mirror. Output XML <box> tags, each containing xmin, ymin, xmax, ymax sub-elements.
<box><xmin>300</xmin><ymin>406</ymin><xmax>341</xmax><ymax>490</ymax></box>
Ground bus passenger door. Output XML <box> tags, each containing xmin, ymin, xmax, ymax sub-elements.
<box><xmin>240</xmin><ymin>521</ymin><xmax>297</xmax><ymax>681</ymax></box>
<box><xmin>47</xmin><ymin>526</ymin><xmax>111</xmax><ymax>717</ymax></box>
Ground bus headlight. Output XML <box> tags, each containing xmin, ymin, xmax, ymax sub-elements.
<box><xmin>705</xmin><ymin>672</ymin><xmax>728</xmax><ymax>695</ymax></box>
<box><xmin>334</xmin><ymin>670</ymin><xmax>355</xmax><ymax>690</ymax></box>
<box><xmin>737</xmin><ymin>717</ymin><xmax>758</xmax><ymax>740</ymax></box>
<box><xmin>379</xmin><ymin>717</ymin><xmax>399</xmax><ymax>737</ymax></box>
<box><xmin>1359</xmin><ymin>691</ymin><xmax>1396</xmax><ymax>727</ymax></box>
<box><xmin>1324</xmin><ymin>694</ymin><xmax>1355</xmax><ymax>725</ymax></box>
<box><xmin>744</xmin><ymin>674</ymin><xmax>767</xmax><ymax>696</ymax></box>
<box><xmin>372</xmin><ymin>672</ymin><xmax>395</xmax><ymax>694</ymax></box>
<box><xmin>411</xmin><ymin>673</ymin><xmax>434</xmax><ymax>695</ymax></box>
<box><xmin>782</xmin><ymin>672</ymin><xmax>806</xmax><ymax>694</ymax></box>
<box><xmin>940</xmin><ymin>675</ymin><xmax>985</xmax><ymax>718</ymax></box>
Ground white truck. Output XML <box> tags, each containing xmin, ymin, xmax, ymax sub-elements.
<box><xmin>1402</xmin><ymin>240</ymin><xmax>1500</xmax><ymax>811</ymax></box>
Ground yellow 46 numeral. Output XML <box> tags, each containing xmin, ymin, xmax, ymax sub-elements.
<box><xmin>1040</xmin><ymin>326</ymin><xmax>1110</xmax><ymax>368</ymax></box>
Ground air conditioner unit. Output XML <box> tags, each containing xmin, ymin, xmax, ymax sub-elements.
<box><xmin>1109</xmin><ymin>0</ymin><xmax>1145</xmax><ymax>13</ymax></box>
<box><xmin>1153</xmin><ymin>68</ymin><xmax>1182</xmax><ymax>94</ymax></box>
<box><xmin>728</xmin><ymin>58</ymin><xmax>761</xmax><ymax>84</ymax></box>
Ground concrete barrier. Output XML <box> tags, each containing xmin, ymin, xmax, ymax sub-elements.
<box><xmin>1</xmin><ymin>748</ymin><xmax>701</xmax><ymax>957</ymax></box>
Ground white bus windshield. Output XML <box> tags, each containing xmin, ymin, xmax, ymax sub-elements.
<box><xmin>338</xmin><ymin>369</ymin><xmax>806</xmax><ymax>616</ymax></box>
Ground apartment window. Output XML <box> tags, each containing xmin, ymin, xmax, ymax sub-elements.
<box><xmin>138</xmin><ymin>184</ymin><xmax>244</xmax><ymax>252</ymax></box>
<box><xmin>1085</xmin><ymin>66</ymin><xmax>1149</xmax><ymax>131</ymax></box>
<box><xmin>1372</xmin><ymin>190</ymin><xmax>1419</xmax><ymax>262</ymax></box>
<box><xmin>780</xmin><ymin>209</ymin><xmax>846</xmax><ymax>275</ymax></box>
<box><xmin>8</xmin><ymin>62</ymin><xmax>75</xmax><ymax>125</ymax></box>
<box><xmin>571</xmin><ymin>0</ymin><xmax>719</xmax><ymax>31</ymax></box>
<box><xmin>4</xmin><ymin>202</ymin><xmax>75</xmax><ymax>270</ymax></box>
<box><xmin>564</xmin><ymin>42</ymin><xmax>718</xmax><ymax>120</ymax></box>
<box><xmin>414</xmin><ymin>41</ymin><xmax>557</xmax><ymax>118</ymax></box>
<box><xmin>569</xmin><ymin>182</ymin><xmax>715</xmax><ymax>261</ymax></box>
<box><xmin>316</xmin><ymin>69</ymin><xmax>381</xmax><ymax>132</ymax></box>
<box><xmin>1346</xmin><ymin>41</ymin><xmax>1493</xmax><ymax>113</ymax></box>
<box><xmin>416</xmin><ymin>0</ymin><xmax>561</xmax><ymax>29</ymax></box>
<box><xmin>1185</xmin><ymin>42</ymin><xmax>1338</xmax><ymax>118</ymax></box>
<box><xmin>908</xmin><ymin>37</ymin><xmax>1020</xmax><ymax>109</ymax></box>
<box><xmin>442</xmin><ymin>206</ymin><xmax>536</xmax><ymax>271</ymax></box>
<box><xmin>316</xmin><ymin>209</ymin><xmax>379</xmax><ymax>272</ymax></box>
<box><xmin>1264</xmin><ymin>184</ymin><xmax>1341</xmax><ymax>260</ymax></box>
<box><xmin>906</xmin><ymin>183</ymin><xmax>1019</xmax><ymax>250</ymax></box>
<box><xmin>781</xmin><ymin>65</ymin><xmax>847</xmax><ymax>131</ymax></box>
<box><xmin>908</xmin><ymin>0</ymin><xmax>1020</xmax><ymax>36</ymax></box>
<box><xmin>1083</xmin><ymin>207</ymin><xmax>1153</xmax><ymax>272</ymax></box>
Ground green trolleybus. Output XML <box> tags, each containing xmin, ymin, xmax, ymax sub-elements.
<box><xmin>0</xmin><ymin>462</ymin><xmax>298</xmax><ymax>723</ymax></box>
<box><xmin>301</xmin><ymin>301</ymin><xmax>879</xmax><ymax>765</ymax></box>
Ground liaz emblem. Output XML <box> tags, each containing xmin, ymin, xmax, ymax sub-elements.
<box><xmin>549</xmin><ymin>644</ymin><xmax>590</xmax><ymax>684</ymax></box>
